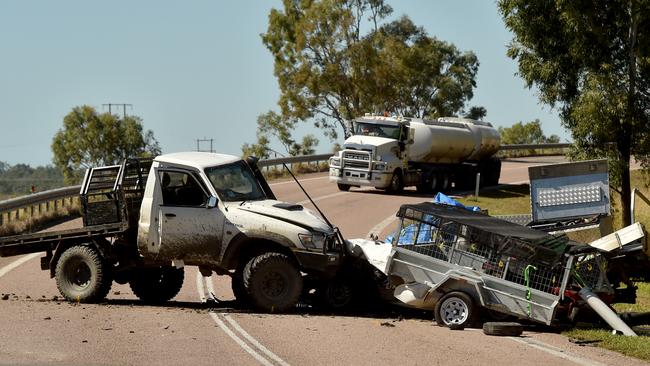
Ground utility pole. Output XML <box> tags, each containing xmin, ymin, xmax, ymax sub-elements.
<box><xmin>195</xmin><ymin>138</ymin><xmax>214</xmax><ymax>153</ymax></box>
<box><xmin>102</xmin><ymin>103</ymin><xmax>133</xmax><ymax>119</ymax></box>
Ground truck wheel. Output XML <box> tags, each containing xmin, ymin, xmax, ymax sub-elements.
<box><xmin>55</xmin><ymin>245</ymin><xmax>112</xmax><ymax>303</ymax></box>
<box><xmin>438</xmin><ymin>173</ymin><xmax>450</xmax><ymax>192</ymax></box>
<box><xmin>243</xmin><ymin>252</ymin><xmax>302</xmax><ymax>312</ymax></box>
<box><xmin>337</xmin><ymin>183</ymin><xmax>351</xmax><ymax>191</ymax></box>
<box><xmin>434</xmin><ymin>291</ymin><xmax>478</xmax><ymax>328</ymax></box>
<box><xmin>387</xmin><ymin>171</ymin><xmax>403</xmax><ymax>193</ymax></box>
<box><xmin>317</xmin><ymin>278</ymin><xmax>354</xmax><ymax>310</ymax></box>
<box><xmin>129</xmin><ymin>266</ymin><xmax>184</xmax><ymax>304</ymax></box>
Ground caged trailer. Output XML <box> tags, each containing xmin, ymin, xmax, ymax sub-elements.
<box><xmin>375</xmin><ymin>202</ymin><xmax>616</xmax><ymax>328</ymax></box>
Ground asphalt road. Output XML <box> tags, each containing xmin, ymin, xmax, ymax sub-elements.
<box><xmin>0</xmin><ymin>156</ymin><xmax>647</xmax><ymax>366</ymax></box>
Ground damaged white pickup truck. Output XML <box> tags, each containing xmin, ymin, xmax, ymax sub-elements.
<box><xmin>0</xmin><ymin>152</ymin><xmax>344</xmax><ymax>312</ymax></box>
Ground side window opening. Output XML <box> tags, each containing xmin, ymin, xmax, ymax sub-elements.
<box><xmin>159</xmin><ymin>170</ymin><xmax>208</xmax><ymax>207</ymax></box>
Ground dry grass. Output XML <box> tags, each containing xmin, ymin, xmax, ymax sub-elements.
<box><xmin>0</xmin><ymin>203</ymin><xmax>81</xmax><ymax>237</ymax></box>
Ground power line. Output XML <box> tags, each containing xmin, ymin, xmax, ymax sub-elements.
<box><xmin>102</xmin><ymin>103</ymin><xmax>133</xmax><ymax>118</ymax></box>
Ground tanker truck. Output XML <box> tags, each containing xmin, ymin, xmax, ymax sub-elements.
<box><xmin>328</xmin><ymin>115</ymin><xmax>501</xmax><ymax>193</ymax></box>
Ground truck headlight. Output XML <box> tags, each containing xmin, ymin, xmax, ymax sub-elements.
<box><xmin>299</xmin><ymin>233</ymin><xmax>326</xmax><ymax>249</ymax></box>
<box><xmin>374</xmin><ymin>163</ymin><xmax>386</xmax><ymax>171</ymax></box>
<box><xmin>329</xmin><ymin>157</ymin><xmax>341</xmax><ymax>167</ymax></box>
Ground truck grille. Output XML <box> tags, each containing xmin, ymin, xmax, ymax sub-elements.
<box><xmin>342</xmin><ymin>151</ymin><xmax>371</xmax><ymax>169</ymax></box>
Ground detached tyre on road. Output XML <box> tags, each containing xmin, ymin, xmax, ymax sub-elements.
<box><xmin>434</xmin><ymin>291</ymin><xmax>478</xmax><ymax>328</ymax></box>
<box><xmin>55</xmin><ymin>245</ymin><xmax>112</xmax><ymax>303</ymax></box>
<box><xmin>337</xmin><ymin>183</ymin><xmax>351</xmax><ymax>192</ymax></box>
<box><xmin>243</xmin><ymin>252</ymin><xmax>302</xmax><ymax>312</ymax></box>
<box><xmin>129</xmin><ymin>266</ymin><xmax>184</xmax><ymax>304</ymax></box>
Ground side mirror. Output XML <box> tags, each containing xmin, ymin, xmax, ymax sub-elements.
<box><xmin>207</xmin><ymin>196</ymin><xmax>218</xmax><ymax>208</ymax></box>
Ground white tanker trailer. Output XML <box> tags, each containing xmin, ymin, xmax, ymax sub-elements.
<box><xmin>328</xmin><ymin>115</ymin><xmax>501</xmax><ymax>192</ymax></box>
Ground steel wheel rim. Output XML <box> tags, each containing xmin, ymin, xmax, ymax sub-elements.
<box><xmin>439</xmin><ymin>297</ymin><xmax>469</xmax><ymax>325</ymax></box>
<box><xmin>64</xmin><ymin>257</ymin><xmax>91</xmax><ymax>289</ymax></box>
<box><xmin>261</xmin><ymin>271</ymin><xmax>287</xmax><ymax>298</ymax></box>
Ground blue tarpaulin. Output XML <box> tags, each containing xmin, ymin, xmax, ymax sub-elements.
<box><xmin>384</xmin><ymin>193</ymin><xmax>481</xmax><ymax>244</ymax></box>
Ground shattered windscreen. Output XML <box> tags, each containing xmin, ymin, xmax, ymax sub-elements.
<box><xmin>205</xmin><ymin>161</ymin><xmax>267</xmax><ymax>202</ymax></box>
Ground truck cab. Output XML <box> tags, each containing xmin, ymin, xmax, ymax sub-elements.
<box><xmin>136</xmin><ymin>152</ymin><xmax>342</xmax><ymax>311</ymax></box>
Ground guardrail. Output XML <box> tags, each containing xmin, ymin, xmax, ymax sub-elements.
<box><xmin>0</xmin><ymin>143</ymin><xmax>570</xmax><ymax>226</ymax></box>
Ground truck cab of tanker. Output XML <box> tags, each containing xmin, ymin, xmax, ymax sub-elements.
<box><xmin>329</xmin><ymin>115</ymin><xmax>411</xmax><ymax>192</ymax></box>
<box><xmin>329</xmin><ymin>115</ymin><xmax>501</xmax><ymax>193</ymax></box>
<box><xmin>137</xmin><ymin>152</ymin><xmax>342</xmax><ymax>311</ymax></box>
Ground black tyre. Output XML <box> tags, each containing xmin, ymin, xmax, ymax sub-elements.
<box><xmin>483</xmin><ymin>322</ymin><xmax>523</xmax><ymax>337</ymax></box>
<box><xmin>317</xmin><ymin>278</ymin><xmax>354</xmax><ymax>310</ymax></box>
<box><xmin>231</xmin><ymin>271</ymin><xmax>250</xmax><ymax>305</ymax></box>
<box><xmin>243</xmin><ymin>252</ymin><xmax>302</xmax><ymax>312</ymax></box>
<box><xmin>129</xmin><ymin>266</ymin><xmax>184</xmax><ymax>304</ymax></box>
<box><xmin>386</xmin><ymin>171</ymin><xmax>403</xmax><ymax>193</ymax></box>
<box><xmin>438</xmin><ymin>173</ymin><xmax>450</xmax><ymax>192</ymax></box>
<box><xmin>337</xmin><ymin>183</ymin><xmax>351</xmax><ymax>192</ymax></box>
<box><xmin>55</xmin><ymin>245</ymin><xmax>112</xmax><ymax>303</ymax></box>
<box><xmin>434</xmin><ymin>291</ymin><xmax>478</xmax><ymax>328</ymax></box>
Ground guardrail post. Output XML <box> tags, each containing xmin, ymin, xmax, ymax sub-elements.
<box><xmin>54</xmin><ymin>199</ymin><xmax>58</xmax><ymax>210</ymax></box>
<box><xmin>0</xmin><ymin>212</ymin><xmax>3</xmax><ymax>226</ymax></box>
<box><xmin>30</xmin><ymin>205</ymin><xmax>34</xmax><ymax>218</ymax></box>
<box><xmin>15</xmin><ymin>209</ymin><xmax>19</xmax><ymax>221</ymax></box>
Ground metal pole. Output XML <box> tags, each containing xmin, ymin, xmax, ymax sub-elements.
<box><xmin>474</xmin><ymin>173</ymin><xmax>481</xmax><ymax>201</ymax></box>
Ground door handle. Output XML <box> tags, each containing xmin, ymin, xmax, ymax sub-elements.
<box><xmin>165</xmin><ymin>213</ymin><xmax>177</xmax><ymax>218</ymax></box>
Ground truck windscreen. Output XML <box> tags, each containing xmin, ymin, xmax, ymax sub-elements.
<box><xmin>205</xmin><ymin>161</ymin><xmax>267</xmax><ymax>202</ymax></box>
<box><xmin>353</xmin><ymin>122</ymin><xmax>400</xmax><ymax>139</ymax></box>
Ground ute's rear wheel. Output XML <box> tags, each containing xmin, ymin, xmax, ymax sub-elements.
<box><xmin>435</xmin><ymin>291</ymin><xmax>478</xmax><ymax>328</ymax></box>
<box><xmin>243</xmin><ymin>252</ymin><xmax>302</xmax><ymax>312</ymax></box>
<box><xmin>129</xmin><ymin>266</ymin><xmax>184</xmax><ymax>304</ymax></box>
<box><xmin>55</xmin><ymin>245</ymin><xmax>112</xmax><ymax>303</ymax></box>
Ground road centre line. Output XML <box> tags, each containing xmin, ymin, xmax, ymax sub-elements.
<box><xmin>0</xmin><ymin>253</ymin><xmax>40</xmax><ymax>279</ymax></box>
<box><xmin>196</xmin><ymin>272</ymin><xmax>290</xmax><ymax>366</ymax></box>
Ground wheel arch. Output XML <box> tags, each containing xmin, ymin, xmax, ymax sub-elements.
<box><xmin>221</xmin><ymin>233</ymin><xmax>298</xmax><ymax>271</ymax></box>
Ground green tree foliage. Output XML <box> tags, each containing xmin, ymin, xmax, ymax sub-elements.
<box><xmin>0</xmin><ymin>162</ymin><xmax>63</xmax><ymax>197</ymax></box>
<box><xmin>52</xmin><ymin>105</ymin><xmax>161</xmax><ymax>184</ymax></box>
<box><xmin>499</xmin><ymin>0</ymin><xmax>650</xmax><ymax>225</ymax></box>
<box><xmin>262</xmin><ymin>0</ymin><xmax>479</xmax><ymax>140</ymax></box>
<box><xmin>464</xmin><ymin>106</ymin><xmax>487</xmax><ymax>120</ymax></box>
<box><xmin>498</xmin><ymin>119</ymin><xmax>560</xmax><ymax>145</ymax></box>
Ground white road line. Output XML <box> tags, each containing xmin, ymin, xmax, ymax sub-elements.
<box><xmin>0</xmin><ymin>253</ymin><xmax>40</xmax><ymax>279</ymax></box>
<box><xmin>222</xmin><ymin>313</ymin><xmax>291</xmax><ymax>366</ymax></box>
<box><xmin>297</xmin><ymin>191</ymin><xmax>348</xmax><ymax>205</ymax></box>
<box><xmin>209</xmin><ymin>312</ymin><xmax>274</xmax><ymax>366</ymax></box>
<box><xmin>367</xmin><ymin>214</ymin><xmax>398</xmax><ymax>239</ymax></box>
<box><xmin>508</xmin><ymin>336</ymin><xmax>606</xmax><ymax>366</ymax></box>
<box><xmin>269</xmin><ymin>176</ymin><xmax>328</xmax><ymax>186</ymax></box>
<box><xmin>196</xmin><ymin>272</ymin><xmax>291</xmax><ymax>366</ymax></box>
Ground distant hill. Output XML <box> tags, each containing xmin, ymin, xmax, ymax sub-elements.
<box><xmin>0</xmin><ymin>161</ymin><xmax>65</xmax><ymax>198</ymax></box>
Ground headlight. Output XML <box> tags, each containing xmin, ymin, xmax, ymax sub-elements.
<box><xmin>329</xmin><ymin>157</ymin><xmax>341</xmax><ymax>167</ymax></box>
<box><xmin>299</xmin><ymin>233</ymin><xmax>326</xmax><ymax>249</ymax></box>
<box><xmin>374</xmin><ymin>163</ymin><xmax>386</xmax><ymax>171</ymax></box>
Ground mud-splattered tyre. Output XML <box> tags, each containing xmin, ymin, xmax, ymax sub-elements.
<box><xmin>434</xmin><ymin>291</ymin><xmax>478</xmax><ymax>328</ymax></box>
<box><xmin>317</xmin><ymin>279</ymin><xmax>354</xmax><ymax>310</ymax></box>
<box><xmin>243</xmin><ymin>252</ymin><xmax>302</xmax><ymax>312</ymax></box>
<box><xmin>337</xmin><ymin>183</ymin><xmax>351</xmax><ymax>192</ymax></box>
<box><xmin>55</xmin><ymin>245</ymin><xmax>112</xmax><ymax>303</ymax></box>
<box><xmin>129</xmin><ymin>266</ymin><xmax>184</xmax><ymax>304</ymax></box>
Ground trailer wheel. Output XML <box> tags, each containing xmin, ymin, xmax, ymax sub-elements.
<box><xmin>243</xmin><ymin>252</ymin><xmax>302</xmax><ymax>312</ymax></box>
<box><xmin>129</xmin><ymin>266</ymin><xmax>184</xmax><ymax>304</ymax></box>
<box><xmin>55</xmin><ymin>245</ymin><xmax>112</xmax><ymax>303</ymax></box>
<box><xmin>483</xmin><ymin>322</ymin><xmax>523</xmax><ymax>336</ymax></box>
<box><xmin>387</xmin><ymin>171</ymin><xmax>403</xmax><ymax>193</ymax></box>
<box><xmin>317</xmin><ymin>278</ymin><xmax>354</xmax><ymax>310</ymax></box>
<box><xmin>434</xmin><ymin>291</ymin><xmax>478</xmax><ymax>328</ymax></box>
<box><xmin>337</xmin><ymin>183</ymin><xmax>351</xmax><ymax>191</ymax></box>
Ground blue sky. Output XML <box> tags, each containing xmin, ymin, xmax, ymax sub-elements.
<box><xmin>0</xmin><ymin>0</ymin><xmax>565</xmax><ymax>167</ymax></box>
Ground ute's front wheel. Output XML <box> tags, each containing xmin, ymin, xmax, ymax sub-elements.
<box><xmin>55</xmin><ymin>245</ymin><xmax>112</xmax><ymax>303</ymax></box>
<box><xmin>243</xmin><ymin>252</ymin><xmax>302</xmax><ymax>312</ymax></box>
<box><xmin>129</xmin><ymin>266</ymin><xmax>184</xmax><ymax>304</ymax></box>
